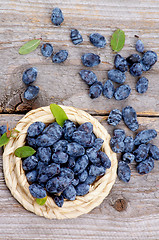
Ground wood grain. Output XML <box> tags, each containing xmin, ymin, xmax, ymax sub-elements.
<box><xmin>0</xmin><ymin>0</ymin><xmax>159</xmax><ymax>115</ymax></box>
<box><xmin>0</xmin><ymin>114</ymin><xmax>159</xmax><ymax>239</ymax></box>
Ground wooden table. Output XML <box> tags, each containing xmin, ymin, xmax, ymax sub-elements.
<box><xmin>0</xmin><ymin>0</ymin><xmax>159</xmax><ymax>239</ymax></box>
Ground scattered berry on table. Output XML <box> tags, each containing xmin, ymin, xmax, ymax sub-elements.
<box><xmin>22</xmin><ymin>67</ymin><xmax>37</xmax><ymax>85</ymax></box>
<box><xmin>110</xmin><ymin>136</ymin><xmax>125</xmax><ymax>153</ymax></box>
<box><xmin>22</xmin><ymin>156</ymin><xmax>38</xmax><ymax>171</ymax></box>
<box><xmin>136</xmin><ymin>157</ymin><xmax>154</xmax><ymax>175</ymax></box>
<box><xmin>37</xmin><ymin>147</ymin><xmax>51</xmax><ymax>164</ymax></box>
<box><xmin>136</xmin><ymin>77</ymin><xmax>148</xmax><ymax>94</ymax></box>
<box><xmin>122</xmin><ymin>153</ymin><xmax>135</xmax><ymax>164</ymax></box>
<box><xmin>133</xmin><ymin>144</ymin><xmax>149</xmax><ymax>163</ymax></box>
<box><xmin>79</xmin><ymin>70</ymin><xmax>97</xmax><ymax>86</ymax></box>
<box><xmin>66</xmin><ymin>142</ymin><xmax>85</xmax><ymax>157</ymax></box>
<box><xmin>129</xmin><ymin>63</ymin><xmax>143</xmax><ymax>76</ymax></box>
<box><xmin>24</xmin><ymin>85</ymin><xmax>39</xmax><ymax>100</ymax></box>
<box><xmin>73</xmin><ymin>155</ymin><xmax>89</xmax><ymax>174</ymax></box>
<box><xmin>108</xmin><ymin>69</ymin><xmax>126</xmax><ymax>84</ymax></box>
<box><xmin>142</xmin><ymin>51</ymin><xmax>157</xmax><ymax>71</ymax></box>
<box><xmin>114</xmin><ymin>129</ymin><xmax>126</xmax><ymax>141</ymax></box>
<box><xmin>27</xmin><ymin>122</ymin><xmax>45</xmax><ymax>137</ymax></box>
<box><xmin>76</xmin><ymin>183</ymin><xmax>90</xmax><ymax>196</ymax></box>
<box><xmin>135</xmin><ymin>39</ymin><xmax>144</xmax><ymax>53</ymax></box>
<box><xmin>124</xmin><ymin>136</ymin><xmax>134</xmax><ymax>153</ymax></box>
<box><xmin>26</xmin><ymin>170</ymin><xmax>37</xmax><ymax>183</ymax></box>
<box><xmin>126</xmin><ymin>54</ymin><xmax>141</xmax><ymax>65</ymax></box>
<box><xmin>51</xmin><ymin>7</ymin><xmax>64</xmax><ymax>26</ymax></box>
<box><xmin>63</xmin><ymin>120</ymin><xmax>76</xmax><ymax>140</ymax></box>
<box><xmin>0</xmin><ymin>125</ymin><xmax>7</xmax><ymax>135</ymax></box>
<box><xmin>134</xmin><ymin>129</ymin><xmax>157</xmax><ymax>145</ymax></box>
<box><xmin>29</xmin><ymin>183</ymin><xmax>47</xmax><ymax>198</ymax></box>
<box><xmin>114</xmin><ymin>84</ymin><xmax>131</xmax><ymax>101</ymax></box>
<box><xmin>107</xmin><ymin>109</ymin><xmax>122</xmax><ymax>126</ymax></box>
<box><xmin>41</xmin><ymin>43</ymin><xmax>53</xmax><ymax>57</ymax></box>
<box><xmin>122</xmin><ymin>106</ymin><xmax>139</xmax><ymax>132</ymax></box>
<box><xmin>149</xmin><ymin>144</ymin><xmax>159</xmax><ymax>160</ymax></box>
<box><xmin>52</xmin><ymin>50</ymin><xmax>68</xmax><ymax>63</ymax></box>
<box><xmin>53</xmin><ymin>195</ymin><xmax>64</xmax><ymax>207</ymax></box>
<box><xmin>81</xmin><ymin>53</ymin><xmax>100</xmax><ymax>67</ymax></box>
<box><xmin>62</xmin><ymin>184</ymin><xmax>76</xmax><ymax>200</ymax></box>
<box><xmin>117</xmin><ymin>161</ymin><xmax>131</xmax><ymax>182</ymax></box>
<box><xmin>52</xmin><ymin>151</ymin><xmax>68</xmax><ymax>164</ymax></box>
<box><xmin>70</xmin><ymin>29</ymin><xmax>83</xmax><ymax>45</ymax></box>
<box><xmin>78</xmin><ymin>170</ymin><xmax>88</xmax><ymax>183</ymax></box>
<box><xmin>89</xmin><ymin>33</ymin><xmax>106</xmax><ymax>48</ymax></box>
<box><xmin>114</xmin><ymin>54</ymin><xmax>128</xmax><ymax>72</ymax></box>
<box><xmin>103</xmin><ymin>80</ymin><xmax>115</xmax><ymax>99</ymax></box>
<box><xmin>89</xmin><ymin>81</ymin><xmax>103</xmax><ymax>99</ymax></box>
<box><xmin>78</xmin><ymin>122</ymin><xmax>93</xmax><ymax>133</ymax></box>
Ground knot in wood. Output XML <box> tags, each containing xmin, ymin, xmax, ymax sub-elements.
<box><xmin>113</xmin><ymin>198</ymin><xmax>127</xmax><ymax>212</ymax></box>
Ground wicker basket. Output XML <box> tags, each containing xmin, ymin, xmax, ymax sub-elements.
<box><xmin>3</xmin><ymin>105</ymin><xmax>117</xmax><ymax>219</ymax></box>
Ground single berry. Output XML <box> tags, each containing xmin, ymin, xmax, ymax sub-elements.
<box><xmin>63</xmin><ymin>184</ymin><xmax>76</xmax><ymax>200</ymax></box>
<box><xmin>122</xmin><ymin>153</ymin><xmax>135</xmax><ymax>164</ymax></box>
<box><xmin>51</xmin><ymin>7</ymin><xmax>64</xmax><ymax>26</ymax></box>
<box><xmin>86</xmin><ymin>148</ymin><xmax>101</xmax><ymax>165</ymax></box>
<box><xmin>142</xmin><ymin>51</ymin><xmax>157</xmax><ymax>70</ymax></box>
<box><xmin>70</xmin><ymin>29</ymin><xmax>83</xmax><ymax>45</ymax></box>
<box><xmin>107</xmin><ymin>109</ymin><xmax>122</xmax><ymax>126</ymax></box>
<box><xmin>93</xmin><ymin>138</ymin><xmax>104</xmax><ymax>151</ymax></box>
<box><xmin>76</xmin><ymin>183</ymin><xmax>90</xmax><ymax>196</ymax></box>
<box><xmin>117</xmin><ymin>161</ymin><xmax>131</xmax><ymax>182</ymax></box>
<box><xmin>135</xmin><ymin>39</ymin><xmax>144</xmax><ymax>53</ymax></box>
<box><xmin>79</xmin><ymin>70</ymin><xmax>97</xmax><ymax>86</ymax></box>
<box><xmin>27</xmin><ymin>121</ymin><xmax>45</xmax><ymax>137</ymax></box>
<box><xmin>37</xmin><ymin>147</ymin><xmax>51</xmax><ymax>164</ymax></box>
<box><xmin>89</xmin><ymin>33</ymin><xmax>106</xmax><ymax>48</ymax></box>
<box><xmin>41</xmin><ymin>43</ymin><xmax>53</xmax><ymax>57</ymax></box>
<box><xmin>22</xmin><ymin>67</ymin><xmax>37</xmax><ymax>85</ymax></box>
<box><xmin>129</xmin><ymin>63</ymin><xmax>143</xmax><ymax>77</ymax></box>
<box><xmin>78</xmin><ymin>122</ymin><xmax>93</xmax><ymax>133</ymax></box>
<box><xmin>103</xmin><ymin>80</ymin><xmax>115</xmax><ymax>99</ymax></box>
<box><xmin>134</xmin><ymin>129</ymin><xmax>157</xmax><ymax>145</ymax></box>
<box><xmin>133</xmin><ymin>144</ymin><xmax>149</xmax><ymax>163</ymax></box>
<box><xmin>27</xmin><ymin>136</ymin><xmax>37</xmax><ymax>148</ymax></box>
<box><xmin>89</xmin><ymin>81</ymin><xmax>103</xmax><ymax>99</ymax></box>
<box><xmin>81</xmin><ymin>53</ymin><xmax>100</xmax><ymax>67</ymax></box>
<box><xmin>98</xmin><ymin>151</ymin><xmax>111</xmax><ymax>169</ymax></box>
<box><xmin>29</xmin><ymin>183</ymin><xmax>47</xmax><ymax>198</ymax></box>
<box><xmin>108</xmin><ymin>69</ymin><xmax>126</xmax><ymax>84</ymax></box>
<box><xmin>43</xmin><ymin>122</ymin><xmax>63</xmax><ymax>138</ymax></box>
<box><xmin>53</xmin><ymin>195</ymin><xmax>64</xmax><ymax>207</ymax></box>
<box><xmin>89</xmin><ymin>164</ymin><xmax>106</xmax><ymax>177</ymax></box>
<box><xmin>110</xmin><ymin>137</ymin><xmax>125</xmax><ymax>153</ymax></box>
<box><xmin>38</xmin><ymin>163</ymin><xmax>60</xmax><ymax>184</ymax></box>
<box><xmin>136</xmin><ymin>157</ymin><xmax>154</xmax><ymax>175</ymax></box>
<box><xmin>114</xmin><ymin>54</ymin><xmax>128</xmax><ymax>72</ymax></box>
<box><xmin>78</xmin><ymin>170</ymin><xmax>88</xmax><ymax>183</ymax></box>
<box><xmin>73</xmin><ymin>155</ymin><xmax>89</xmax><ymax>175</ymax></box>
<box><xmin>149</xmin><ymin>144</ymin><xmax>159</xmax><ymax>160</ymax></box>
<box><xmin>52</xmin><ymin>151</ymin><xmax>68</xmax><ymax>164</ymax></box>
<box><xmin>72</xmin><ymin>131</ymin><xmax>95</xmax><ymax>148</ymax></box>
<box><xmin>124</xmin><ymin>136</ymin><xmax>134</xmax><ymax>153</ymax></box>
<box><xmin>122</xmin><ymin>106</ymin><xmax>139</xmax><ymax>132</ymax></box>
<box><xmin>84</xmin><ymin>175</ymin><xmax>96</xmax><ymax>185</ymax></box>
<box><xmin>136</xmin><ymin>77</ymin><xmax>148</xmax><ymax>94</ymax></box>
<box><xmin>66</xmin><ymin>142</ymin><xmax>85</xmax><ymax>157</ymax></box>
<box><xmin>114</xmin><ymin>84</ymin><xmax>131</xmax><ymax>101</ymax></box>
<box><xmin>52</xmin><ymin>140</ymin><xmax>68</xmax><ymax>153</ymax></box>
<box><xmin>22</xmin><ymin>156</ymin><xmax>38</xmax><ymax>171</ymax></box>
<box><xmin>26</xmin><ymin>170</ymin><xmax>37</xmax><ymax>183</ymax></box>
<box><xmin>52</xmin><ymin>50</ymin><xmax>68</xmax><ymax>63</ymax></box>
<box><xmin>24</xmin><ymin>85</ymin><xmax>39</xmax><ymax>100</ymax></box>
<box><xmin>63</xmin><ymin>120</ymin><xmax>76</xmax><ymax>140</ymax></box>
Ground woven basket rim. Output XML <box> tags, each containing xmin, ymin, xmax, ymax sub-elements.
<box><xmin>3</xmin><ymin>105</ymin><xmax>117</xmax><ymax>219</ymax></box>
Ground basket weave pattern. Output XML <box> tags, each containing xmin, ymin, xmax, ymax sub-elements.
<box><xmin>3</xmin><ymin>106</ymin><xmax>117</xmax><ymax>219</ymax></box>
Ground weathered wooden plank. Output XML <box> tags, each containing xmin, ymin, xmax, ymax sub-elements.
<box><xmin>0</xmin><ymin>114</ymin><xmax>159</xmax><ymax>239</ymax></box>
<box><xmin>0</xmin><ymin>0</ymin><xmax>159</xmax><ymax>115</ymax></box>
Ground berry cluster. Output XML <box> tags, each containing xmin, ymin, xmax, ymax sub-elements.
<box><xmin>23</xmin><ymin>120</ymin><xmax>111</xmax><ymax>207</ymax></box>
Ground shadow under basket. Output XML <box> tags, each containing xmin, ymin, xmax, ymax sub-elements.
<box><xmin>3</xmin><ymin>105</ymin><xmax>117</xmax><ymax>219</ymax></box>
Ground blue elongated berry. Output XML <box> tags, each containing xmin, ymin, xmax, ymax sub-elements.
<box><xmin>89</xmin><ymin>165</ymin><xmax>106</xmax><ymax>177</ymax></box>
<box><xmin>67</xmin><ymin>142</ymin><xmax>85</xmax><ymax>157</ymax></box>
<box><xmin>134</xmin><ymin>129</ymin><xmax>157</xmax><ymax>145</ymax></box>
<box><xmin>78</xmin><ymin>170</ymin><xmax>88</xmax><ymax>183</ymax></box>
<box><xmin>107</xmin><ymin>109</ymin><xmax>122</xmax><ymax>126</ymax></box>
<box><xmin>108</xmin><ymin>69</ymin><xmax>126</xmax><ymax>84</ymax></box>
<box><xmin>136</xmin><ymin>39</ymin><xmax>144</xmax><ymax>53</ymax></box>
<box><xmin>114</xmin><ymin>129</ymin><xmax>125</xmax><ymax>141</ymax></box>
<box><xmin>89</xmin><ymin>33</ymin><xmax>106</xmax><ymax>48</ymax></box>
<box><xmin>71</xmin><ymin>29</ymin><xmax>83</xmax><ymax>45</ymax></box>
<box><xmin>129</xmin><ymin>63</ymin><xmax>143</xmax><ymax>77</ymax></box>
<box><xmin>136</xmin><ymin>77</ymin><xmax>148</xmax><ymax>94</ymax></box>
<box><xmin>52</xmin><ymin>50</ymin><xmax>68</xmax><ymax>63</ymax></box>
<box><xmin>24</xmin><ymin>86</ymin><xmax>39</xmax><ymax>100</ymax></box>
<box><xmin>149</xmin><ymin>144</ymin><xmax>159</xmax><ymax>160</ymax></box>
<box><xmin>122</xmin><ymin>153</ymin><xmax>135</xmax><ymax>164</ymax></box>
<box><xmin>51</xmin><ymin>7</ymin><xmax>64</xmax><ymax>26</ymax></box>
<box><xmin>76</xmin><ymin>183</ymin><xmax>90</xmax><ymax>196</ymax></box>
<box><xmin>26</xmin><ymin>170</ymin><xmax>37</xmax><ymax>183</ymax></box>
<box><xmin>41</xmin><ymin>43</ymin><xmax>53</xmax><ymax>57</ymax></box>
<box><xmin>29</xmin><ymin>183</ymin><xmax>47</xmax><ymax>198</ymax></box>
<box><xmin>27</xmin><ymin>122</ymin><xmax>45</xmax><ymax>137</ymax></box>
<box><xmin>93</xmin><ymin>138</ymin><xmax>104</xmax><ymax>151</ymax></box>
<box><xmin>122</xmin><ymin>106</ymin><xmax>139</xmax><ymax>132</ymax></box>
<box><xmin>133</xmin><ymin>144</ymin><xmax>149</xmax><ymax>162</ymax></box>
<box><xmin>81</xmin><ymin>53</ymin><xmax>100</xmax><ymax>67</ymax></box>
<box><xmin>73</xmin><ymin>155</ymin><xmax>89</xmax><ymax>175</ymax></box>
<box><xmin>103</xmin><ymin>80</ymin><xmax>115</xmax><ymax>99</ymax></box>
<box><xmin>63</xmin><ymin>120</ymin><xmax>76</xmax><ymax>140</ymax></box>
<box><xmin>110</xmin><ymin>136</ymin><xmax>125</xmax><ymax>153</ymax></box>
<box><xmin>53</xmin><ymin>195</ymin><xmax>64</xmax><ymax>207</ymax></box>
<box><xmin>89</xmin><ymin>81</ymin><xmax>103</xmax><ymax>99</ymax></box>
<box><xmin>142</xmin><ymin>51</ymin><xmax>157</xmax><ymax>71</ymax></box>
<box><xmin>136</xmin><ymin>157</ymin><xmax>154</xmax><ymax>175</ymax></box>
<box><xmin>114</xmin><ymin>54</ymin><xmax>128</xmax><ymax>72</ymax></box>
<box><xmin>114</xmin><ymin>85</ymin><xmax>131</xmax><ymax>101</ymax></box>
<box><xmin>86</xmin><ymin>148</ymin><xmax>101</xmax><ymax>165</ymax></box>
<box><xmin>79</xmin><ymin>70</ymin><xmax>97</xmax><ymax>86</ymax></box>
<box><xmin>22</xmin><ymin>156</ymin><xmax>38</xmax><ymax>171</ymax></box>
<box><xmin>52</xmin><ymin>140</ymin><xmax>68</xmax><ymax>152</ymax></box>
<box><xmin>63</xmin><ymin>184</ymin><xmax>76</xmax><ymax>200</ymax></box>
<box><xmin>22</xmin><ymin>67</ymin><xmax>37</xmax><ymax>85</ymax></box>
<box><xmin>84</xmin><ymin>175</ymin><xmax>96</xmax><ymax>185</ymax></box>
<box><xmin>78</xmin><ymin>122</ymin><xmax>93</xmax><ymax>133</ymax></box>
<box><xmin>72</xmin><ymin>131</ymin><xmax>95</xmax><ymax>148</ymax></box>
<box><xmin>118</xmin><ymin>161</ymin><xmax>131</xmax><ymax>182</ymax></box>
<box><xmin>52</xmin><ymin>151</ymin><xmax>68</xmax><ymax>164</ymax></box>
<box><xmin>124</xmin><ymin>136</ymin><xmax>134</xmax><ymax>153</ymax></box>
<box><xmin>98</xmin><ymin>151</ymin><xmax>111</xmax><ymax>169</ymax></box>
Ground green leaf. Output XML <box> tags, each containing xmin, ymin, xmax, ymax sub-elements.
<box><xmin>111</xmin><ymin>29</ymin><xmax>125</xmax><ymax>52</ymax></box>
<box><xmin>50</xmin><ymin>104</ymin><xmax>68</xmax><ymax>127</ymax></box>
<box><xmin>19</xmin><ymin>39</ymin><xmax>41</xmax><ymax>55</ymax></box>
<box><xmin>0</xmin><ymin>133</ymin><xmax>10</xmax><ymax>147</ymax></box>
<box><xmin>36</xmin><ymin>196</ymin><xmax>47</xmax><ymax>206</ymax></box>
<box><xmin>14</xmin><ymin>146</ymin><xmax>36</xmax><ymax>158</ymax></box>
